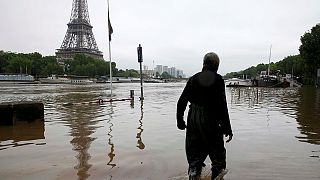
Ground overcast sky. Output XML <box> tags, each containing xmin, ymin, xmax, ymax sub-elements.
<box><xmin>0</xmin><ymin>0</ymin><xmax>319</xmax><ymax>76</ymax></box>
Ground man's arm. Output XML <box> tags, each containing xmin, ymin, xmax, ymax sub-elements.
<box><xmin>176</xmin><ymin>80</ymin><xmax>191</xmax><ymax>130</ymax></box>
<box><xmin>218</xmin><ymin>77</ymin><xmax>233</xmax><ymax>139</ymax></box>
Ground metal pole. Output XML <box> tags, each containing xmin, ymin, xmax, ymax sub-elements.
<box><xmin>108</xmin><ymin>38</ymin><xmax>113</xmax><ymax>97</ymax></box>
<box><xmin>139</xmin><ymin>61</ymin><xmax>144</xmax><ymax>100</ymax></box>
<box><xmin>107</xmin><ymin>0</ymin><xmax>113</xmax><ymax>98</ymax></box>
<box><xmin>130</xmin><ymin>90</ymin><xmax>134</xmax><ymax>99</ymax></box>
<box><xmin>137</xmin><ymin>44</ymin><xmax>144</xmax><ymax>100</ymax></box>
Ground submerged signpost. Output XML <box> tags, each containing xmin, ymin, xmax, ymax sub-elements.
<box><xmin>137</xmin><ymin>44</ymin><xmax>144</xmax><ymax>100</ymax></box>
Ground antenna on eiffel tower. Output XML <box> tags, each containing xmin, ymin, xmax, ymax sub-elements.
<box><xmin>107</xmin><ymin>0</ymin><xmax>114</xmax><ymax>98</ymax></box>
<box><xmin>56</xmin><ymin>0</ymin><xmax>103</xmax><ymax>67</ymax></box>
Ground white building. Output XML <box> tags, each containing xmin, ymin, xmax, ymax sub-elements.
<box><xmin>155</xmin><ymin>65</ymin><xmax>163</xmax><ymax>75</ymax></box>
<box><xmin>163</xmin><ymin>66</ymin><xmax>168</xmax><ymax>73</ymax></box>
<box><xmin>143</xmin><ymin>65</ymin><xmax>148</xmax><ymax>71</ymax></box>
<box><xmin>168</xmin><ymin>67</ymin><xmax>176</xmax><ymax>77</ymax></box>
<box><xmin>152</xmin><ymin>64</ymin><xmax>185</xmax><ymax>78</ymax></box>
<box><xmin>176</xmin><ymin>69</ymin><xmax>184</xmax><ymax>78</ymax></box>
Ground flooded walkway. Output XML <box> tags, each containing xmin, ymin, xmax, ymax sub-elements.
<box><xmin>0</xmin><ymin>83</ymin><xmax>319</xmax><ymax>179</ymax></box>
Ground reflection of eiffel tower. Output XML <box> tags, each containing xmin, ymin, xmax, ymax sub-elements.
<box><xmin>56</xmin><ymin>0</ymin><xmax>103</xmax><ymax>62</ymax></box>
<box><xmin>57</xmin><ymin>93</ymin><xmax>99</xmax><ymax>179</ymax></box>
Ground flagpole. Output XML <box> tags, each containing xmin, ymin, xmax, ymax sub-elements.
<box><xmin>108</xmin><ymin>34</ymin><xmax>113</xmax><ymax>98</ymax></box>
<box><xmin>107</xmin><ymin>0</ymin><xmax>113</xmax><ymax>98</ymax></box>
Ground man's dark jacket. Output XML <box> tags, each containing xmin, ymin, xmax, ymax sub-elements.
<box><xmin>176</xmin><ymin>66</ymin><xmax>232</xmax><ymax>136</ymax></box>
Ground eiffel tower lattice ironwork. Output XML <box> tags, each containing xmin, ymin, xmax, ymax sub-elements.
<box><xmin>56</xmin><ymin>0</ymin><xmax>103</xmax><ymax>61</ymax></box>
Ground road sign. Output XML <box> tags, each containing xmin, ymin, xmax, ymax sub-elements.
<box><xmin>137</xmin><ymin>44</ymin><xmax>143</xmax><ymax>63</ymax></box>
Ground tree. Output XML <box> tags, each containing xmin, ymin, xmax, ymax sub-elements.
<box><xmin>161</xmin><ymin>72</ymin><xmax>173</xmax><ymax>79</ymax></box>
<box><xmin>116</xmin><ymin>69</ymin><xmax>139</xmax><ymax>77</ymax></box>
<box><xmin>40</xmin><ymin>56</ymin><xmax>63</xmax><ymax>75</ymax></box>
<box><xmin>0</xmin><ymin>51</ymin><xmax>10</xmax><ymax>73</ymax></box>
<box><xmin>125</xmin><ymin>69</ymin><xmax>139</xmax><ymax>77</ymax></box>
<box><xmin>275</xmin><ymin>55</ymin><xmax>304</xmax><ymax>77</ymax></box>
<box><xmin>31</xmin><ymin>57</ymin><xmax>44</xmax><ymax>77</ymax></box>
<box><xmin>155</xmin><ymin>72</ymin><xmax>160</xmax><ymax>78</ymax></box>
<box><xmin>64</xmin><ymin>54</ymin><xmax>118</xmax><ymax>77</ymax></box>
<box><xmin>299</xmin><ymin>24</ymin><xmax>320</xmax><ymax>83</ymax></box>
<box><xmin>0</xmin><ymin>51</ymin><xmax>128</xmax><ymax>78</ymax></box>
<box><xmin>111</xmin><ymin>62</ymin><xmax>117</xmax><ymax>76</ymax></box>
<box><xmin>5</xmin><ymin>55</ymin><xmax>26</xmax><ymax>73</ymax></box>
<box><xmin>224</xmin><ymin>56</ymin><xmax>306</xmax><ymax>81</ymax></box>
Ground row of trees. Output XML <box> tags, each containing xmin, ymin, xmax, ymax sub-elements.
<box><xmin>64</xmin><ymin>54</ymin><xmax>117</xmax><ymax>77</ymax></box>
<box><xmin>225</xmin><ymin>55</ymin><xmax>304</xmax><ymax>79</ymax></box>
<box><xmin>0</xmin><ymin>51</ymin><xmax>176</xmax><ymax>79</ymax></box>
<box><xmin>0</xmin><ymin>52</ymin><xmax>63</xmax><ymax>76</ymax></box>
<box><xmin>0</xmin><ymin>52</ymin><xmax>140</xmax><ymax>78</ymax></box>
<box><xmin>225</xmin><ymin>24</ymin><xmax>320</xmax><ymax>85</ymax></box>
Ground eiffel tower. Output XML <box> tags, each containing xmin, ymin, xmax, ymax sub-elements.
<box><xmin>56</xmin><ymin>0</ymin><xmax>103</xmax><ymax>62</ymax></box>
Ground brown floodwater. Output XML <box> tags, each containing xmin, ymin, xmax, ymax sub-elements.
<box><xmin>0</xmin><ymin>83</ymin><xmax>319</xmax><ymax>180</ymax></box>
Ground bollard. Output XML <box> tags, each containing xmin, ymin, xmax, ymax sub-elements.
<box><xmin>130</xmin><ymin>90</ymin><xmax>135</xmax><ymax>108</ymax></box>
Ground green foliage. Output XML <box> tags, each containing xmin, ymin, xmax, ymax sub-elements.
<box><xmin>224</xmin><ymin>63</ymin><xmax>268</xmax><ymax>79</ymax></box>
<box><xmin>299</xmin><ymin>24</ymin><xmax>320</xmax><ymax>83</ymax></box>
<box><xmin>161</xmin><ymin>71</ymin><xmax>173</xmax><ymax>79</ymax></box>
<box><xmin>224</xmin><ymin>55</ymin><xmax>304</xmax><ymax>80</ymax></box>
<box><xmin>0</xmin><ymin>52</ymin><xmax>125</xmax><ymax>78</ymax></box>
<box><xmin>224</xmin><ymin>24</ymin><xmax>320</xmax><ymax>85</ymax></box>
<box><xmin>116</xmin><ymin>69</ymin><xmax>139</xmax><ymax>77</ymax></box>
<box><xmin>3</xmin><ymin>53</ymin><xmax>32</xmax><ymax>74</ymax></box>
<box><xmin>155</xmin><ymin>72</ymin><xmax>160</xmax><ymax>77</ymax></box>
<box><xmin>64</xmin><ymin>54</ymin><xmax>119</xmax><ymax>77</ymax></box>
<box><xmin>275</xmin><ymin>55</ymin><xmax>304</xmax><ymax>76</ymax></box>
<box><xmin>40</xmin><ymin>56</ymin><xmax>63</xmax><ymax>76</ymax></box>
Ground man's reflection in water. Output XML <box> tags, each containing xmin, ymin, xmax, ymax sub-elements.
<box><xmin>295</xmin><ymin>87</ymin><xmax>320</xmax><ymax>145</ymax></box>
<box><xmin>136</xmin><ymin>100</ymin><xmax>145</xmax><ymax>150</ymax></box>
<box><xmin>107</xmin><ymin>104</ymin><xmax>116</xmax><ymax>168</ymax></box>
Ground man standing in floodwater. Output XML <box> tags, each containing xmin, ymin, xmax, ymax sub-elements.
<box><xmin>176</xmin><ymin>52</ymin><xmax>233</xmax><ymax>179</ymax></box>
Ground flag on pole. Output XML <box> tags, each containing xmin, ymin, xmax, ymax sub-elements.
<box><xmin>108</xmin><ymin>8</ymin><xmax>113</xmax><ymax>41</ymax></box>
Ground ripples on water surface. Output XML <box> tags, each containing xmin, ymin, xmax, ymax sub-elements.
<box><xmin>0</xmin><ymin>83</ymin><xmax>319</xmax><ymax>180</ymax></box>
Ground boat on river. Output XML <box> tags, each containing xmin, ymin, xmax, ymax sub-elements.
<box><xmin>97</xmin><ymin>76</ymin><xmax>165</xmax><ymax>83</ymax></box>
<box><xmin>251</xmin><ymin>46</ymin><xmax>301</xmax><ymax>88</ymax></box>
<box><xmin>226</xmin><ymin>78</ymin><xmax>253</xmax><ymax>87</ymax></box>
<box><xmin>254</xmin><ymin>71</ymin><xmax>280</xmax><ymax>87</ymax></box>
<box><xmin>253</xmin><ymin>71</ymin><xmax>302</xmax><ymax>88</ymax></box>
<box><xmin>39</xmin><ymin>75</ymin><xmax>94</xmax><ymax>84</ymax></box>
<box><xmin>0</xmin><ymin>74</ymin><xmax>36</xmax><ymax>84</ymax></box>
